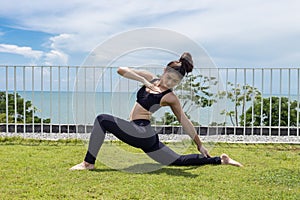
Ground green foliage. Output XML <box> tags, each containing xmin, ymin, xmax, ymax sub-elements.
<box><xmin>0</xmin><ymin>92</ymin><xmax>50</xmax><ymax>123</ymax></box>
<box><xmin>153</xmin><ymin>74</ymin><xmax>218</xmax><ymax>125</ymax></box>
<box><xmin>161</xmin><ymin>112</ymin><xmax>179</xmax><ymax>125</ymax></box>
<box><xmin>240</xmin><ymin>96</ymin><xmax>300</xmax><ymax>126</ymax></box>
<box><xmin>218</xmin><ymin>82</ymin><xmax>261</xmax><ymax>126</ymax></box>
<box><xmin>155</xmin><ymin>112</ymin><xmax>199</xmax><ymax>126</ymax></box>
<box><xmin>175</xmin><ymin>74</ymin><xmax>218</xmax><ymax>111</ymax></box>
<box><xmin>218</xmin><ymin>82</ymin><xmax>300</xmax><ymax>127</ymax></box>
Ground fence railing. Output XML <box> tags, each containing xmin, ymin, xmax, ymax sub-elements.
<box><xmin>0</xmin><ymin>66</ymin><xmax>299</xmax><ymax>141</ymax></box>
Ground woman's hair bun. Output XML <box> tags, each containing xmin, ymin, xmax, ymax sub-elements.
<box><xmin>179</xmin><ymin>52</ymin><xmax>194</xmax><ymax>73</ymax></box>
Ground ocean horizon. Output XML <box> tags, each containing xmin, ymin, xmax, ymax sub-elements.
<box><xmin>3</xmin><ymin>91</ymin><xmax>300</xmax><ymax>125</ymax></box>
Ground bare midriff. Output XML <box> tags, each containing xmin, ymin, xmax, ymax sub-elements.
<box><xmin>129</xmin><ymin>102</ymin><xmax>152</xmax><ymax>121</ymax></box>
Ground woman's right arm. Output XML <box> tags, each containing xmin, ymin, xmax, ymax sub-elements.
<box><xmin>117</xmin><ymin>67</ymin><xmax>154</xmax><ymax>83</ymax></box>
<box><xmin>117</xmin><ymin>67</ymin><xmax>161</xmax><ymax>92</ymax></box>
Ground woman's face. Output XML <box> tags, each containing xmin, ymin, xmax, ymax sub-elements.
<box><xmin>160</xmin><ymin>71</ymin><xmax>182</xmax><ymax>89</ymax></box>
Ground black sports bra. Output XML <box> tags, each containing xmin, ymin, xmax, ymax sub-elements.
<box><xmin>136</xmin><ymin>79</ymin><xmax>172</xmax><ymax>113</ymax></box>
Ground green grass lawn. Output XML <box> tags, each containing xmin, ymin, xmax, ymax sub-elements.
<box><xmin>0</xmin><ymin>137</ymin><xmax>299</xmax><ymax>200</ymax></box>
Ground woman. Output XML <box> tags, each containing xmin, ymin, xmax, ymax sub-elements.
<box><xmin>70</xmin><ymin>52</ymin><xmax>242</xmax><ymax>170</ymax></box>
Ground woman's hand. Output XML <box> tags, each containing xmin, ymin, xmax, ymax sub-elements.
<box><xmin>197</xmin><ymin>145</ymin><xmax>211</xmax><ymax>158</ymax></box>
<box><xmin>144</xmin><ymin>80</ymin><xmax>162</xmax><ymax>93</ymax></box>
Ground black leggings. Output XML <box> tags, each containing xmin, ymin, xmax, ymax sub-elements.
<box><xmin>85</xmin><ymin>114</ymin><xmax>221</xmax><ymax>166</ymax></box>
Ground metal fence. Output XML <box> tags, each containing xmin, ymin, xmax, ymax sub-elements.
<box><xmin>0</xmin><ymin>66</ymin><xmax>299</xmax><ymax>142</ymax></box>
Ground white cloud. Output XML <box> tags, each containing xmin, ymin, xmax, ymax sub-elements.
<box><xmin>49</xmin><ymin>34</ymin><xmax>74</xmax><ymax>49</ymax></box>
<box><xmin>44</xmin><ymin>50</ymin><xmax>68</xmax><ymax>65</ymax></box>
<box><xmin>0</xmin><ymin>0</ymin><xmax>299</xmax><ymax>66</ymax></box>
<box><xmin>2</xmin><ymin>0</ymin><xmax>298</xmax><ymax>37</ymax></box>
<box><xmin>0</xmin><ymin>43</ymin><xmax>68</xmax><ymax>66</ymax></box>
<box><xmin>0</xmin><ymin>44</ymin><xmax>43</xmax><ymax>60</ymax></box>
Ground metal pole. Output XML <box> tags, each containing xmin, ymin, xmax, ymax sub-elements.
<box><xmin>58</xmin><ymin>66</ymin><xmax>61</xmax><ymax>134</ymax></box>
<box><xmin>23</xmin><ymin>67</ymin><xmax>26</xmax><ymax>136</ymax></box>
<box><xmin>288</xmin><ymin>69</ymin><xmax>291</xmax><ymax>136</ymax></box>
<box><xmin>251</xmin><ymin>68</ymin><xmax>255</xmax><ymax>135</ymax></box>
<box><xmin>41</xmin><ymin>66</ymin><xmax>44</xmax><ymax>134</ymax></box>
<box><xmin>279</xmin><ymin>69</ymin><xmax>282</xmax><ymax>136</ymax></box>
<box><xmin>32</xmin><ymin>66</ymin><xmax>35</xmax><ymax>133</ymax></box>
<box><xmin>14</xmin><ymin>66</ymin><xmax>17</xmax><ymax>134</ymax></box>
<box><xmin>50</xmin><ymin>66</ymin><xmax>52</xmax><ymax>134</ymax></box>
<box><xmin>67</xmin><ymin>66</ymin><xmax>70</xmax><ymax>136</ymax></box>
<box><xmin>269</xmin><ymin>69</ymin><xmax>272</xmax><ymax>136</ymax></box>
<box><xmin>6</xmin><ymin>66</ymin><xmax>8</xmax><ymax>134</ymax></box>
<box><xmin>297</xmin><ymin>68</ymin><xmax>300</xmax><ymax>136</ymax></box>
<box><xmin>260</xmin><ymin>69</ymin><xmax>264</xmax><ymax>136</ymax></box>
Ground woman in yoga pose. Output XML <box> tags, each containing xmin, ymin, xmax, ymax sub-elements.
<box><xmin>70</xmin><ymin>52</ymin><xmax>242</xmax><ymax>170</ymax></box>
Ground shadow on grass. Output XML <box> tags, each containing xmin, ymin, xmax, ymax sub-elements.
<box><xmin>91</xmin><ymin>163</ymin><xmax>199</xmax><ymax>178</ymax></box>
<box><xmin>90</xmin><ymin>168</ymin><xmax>119</xmax><ymax>173</ymax></box>
<box><xmin>147</xmin><ymin>166</ymin><xmax>199</xmax><ymax>178</ymax></box>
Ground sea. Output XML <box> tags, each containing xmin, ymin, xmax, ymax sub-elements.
<box><xmin>9</xmin><ymin>91</ymin><xmax>300</xmax><ymax>126</ymax></box>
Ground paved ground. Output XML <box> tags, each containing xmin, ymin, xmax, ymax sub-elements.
<box><xmin>1</xmin><ymin>132</ymin><xmax>300</xmax><ymax>143</ymax></box>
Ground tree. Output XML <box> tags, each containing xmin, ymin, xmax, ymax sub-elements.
<box><xmin>0</xmin><ymin>92</ymin><xmax>50</xmax><ymax>123</ymax></box>
<box><xmin>218</xmin><ymin>82</ymin><xmax>261</xmax><ymax>126</ymax></box>
<box><xmin>160</xmin><ymin>112</ymin><xmax>179</xmax><ymax>125</ymax></box>
<box><xmin>175</xmin><ymin>74</ymin><xmax>218</xmax><ymax>111</ymax></box>
<box><xmin>153</xmin><ymin>74</ymin><xmax>218</xmax><ymax>125</ymax></box>
<box><xmin>240</xmin><ymin>96</ymin><xmax>300</xmax><ymax>126</ymax></box>
<box><xmin>155</xmin><ymin>111</ymin><xmax>200</xmax><ymax>126</ymax></box>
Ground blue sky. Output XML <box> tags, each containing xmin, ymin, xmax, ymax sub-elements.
<box><xmin>0</xmin><ymin>0</ymin><xmax>300</xmax><ymax>67</ymax></box>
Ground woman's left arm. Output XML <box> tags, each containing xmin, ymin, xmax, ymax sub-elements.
<box><xmin>167</xmin><ymin>94</ymin><xmax>211</xmax><ymax>157</ymax></box>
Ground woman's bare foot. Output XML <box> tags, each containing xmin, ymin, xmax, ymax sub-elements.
<box><xmin>221</xmin><ymin>154</ymin><xmax>243</xmax><ymax>167</ymax></box>
<box><xmin>69</xmin><ymin>161</ymin><xmax>95</xmax><ymax>170</ymax></box>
